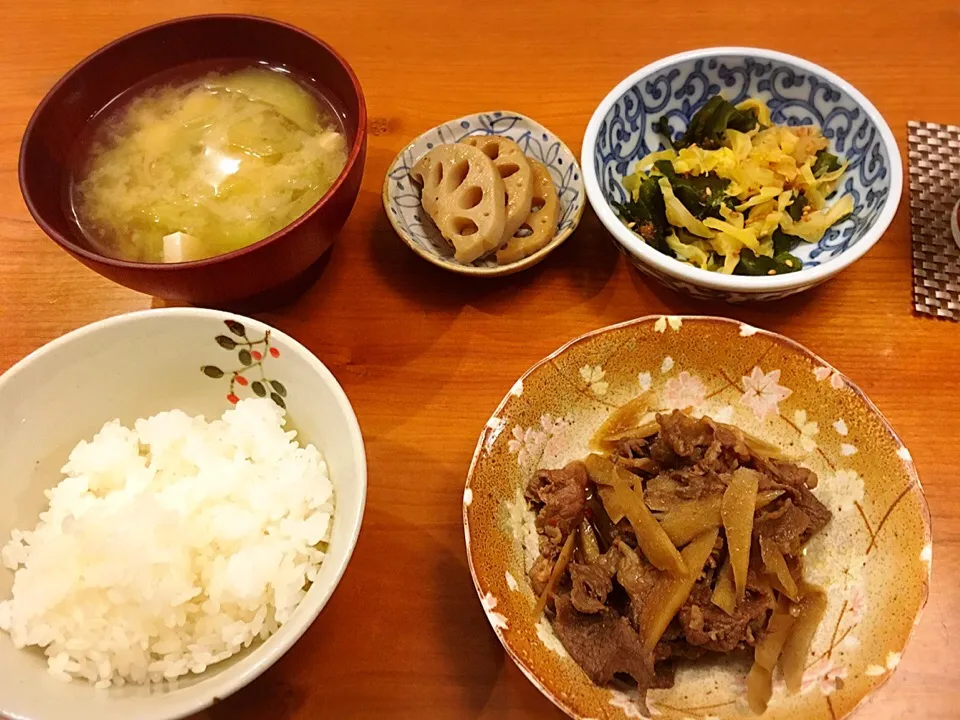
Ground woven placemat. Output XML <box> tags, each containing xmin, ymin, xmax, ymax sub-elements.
<box><xmin>908</xmin><ymin>121</ymin><xmax>960</xmax><ymax>320</ymax></box>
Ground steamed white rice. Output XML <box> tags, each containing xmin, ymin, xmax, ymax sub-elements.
<box><xmin>0</xmin><ymin>398</ymin><xmax>334</xmax><ymax>688</ymax></box>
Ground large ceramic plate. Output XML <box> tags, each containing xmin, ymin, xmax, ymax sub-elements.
<box><xmin>463</xmin><ymin>316</ymin><xmax>930</xmax><ymax>720</ymax></box>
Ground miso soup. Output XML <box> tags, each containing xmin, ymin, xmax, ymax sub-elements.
<box><xmin>68</xmin><ymin>62</ymin><xmax>349</xmax><ymax>263</ymax></box>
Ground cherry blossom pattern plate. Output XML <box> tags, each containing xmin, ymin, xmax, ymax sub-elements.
<box><xmin>463</xmin><ymin>315</ymin><xmax>930</xmax><ymax>720</ymax></box>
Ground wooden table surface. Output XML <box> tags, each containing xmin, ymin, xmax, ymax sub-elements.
<box><xmin>2</xmin><ymin>2</ymin><xmax>959</xmax><ymax>718</ymax></box>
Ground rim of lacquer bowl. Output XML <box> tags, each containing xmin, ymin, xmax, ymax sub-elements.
<box><xmin>0</xmin><ymin>308</ymin><xmax>368</xmax><ymax>720</ymax></box>
<box><xmin>462</xmin><ymin>314</ymin><xmax>930</xmax><ymax>720</ymax></box>
<box><xmin>581</xmin><ymin>47</ymin><xmax>903</xmax><ymax>294</ymax></box>
<box><xmin>18</xmin><ymin>14</ymin><xmax>368</xmax><ymax>273</ymax></box>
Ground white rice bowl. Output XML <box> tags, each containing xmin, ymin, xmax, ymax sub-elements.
<box><xmin>0</xmin><ymin>398</ymin><xmax>334</xmax><ymax>689</ymax></box>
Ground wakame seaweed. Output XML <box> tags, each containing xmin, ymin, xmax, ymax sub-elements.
<box><xmin>787</xmin><ymin>192</ymin><xmax>808</xmax><ymax>221</ymax></box>
<box><xmin>811</xmin><ymin>149</ymin><xmax>842</xmax><ymax>178</ymax></box>
<box><xmin>772</xmin><ymin>230</ymin><xmax>802</xmax><ymax>255</ymax></box>
<box><xmin>613</xmin><ymin>176</ymin><xmax>669</xmax><ymax>254</ymax></box>
<box><xmin>771</xmin><ymin>193</ymin><xmax>807</xmax><ymax>254</ymax></box>
<box><xmin>654</xmin><ymin>160</ymin><xmax>729</xmax><ymax>219</ymax></box>
<box><xmin>735</xmin><ymin>248</ymin><xmax>803</xmax><ymax>276</ymax></box>
<box><xmin>670</xmin><ymin>95</ymin><xmax>759</xmax><ymax>151</ymax></box>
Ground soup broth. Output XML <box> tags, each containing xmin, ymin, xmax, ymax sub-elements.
<box><xmin>69</xmin><ymin>62</ymin><xmax>349</xmax><ymax>263</ymax></box>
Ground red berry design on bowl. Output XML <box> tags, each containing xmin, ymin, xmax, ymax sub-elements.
<box><xmin>202</xmin><ymin>319</ymin><xmax>289</xmax><ymax>409</ymax></box>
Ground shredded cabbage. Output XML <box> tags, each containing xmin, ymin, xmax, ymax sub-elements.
<box><xmin>658</xmin><ymin>177</ymin><xmax>713</xmax><ymax>238</ymax></box>
<box><xmin>704</xmin><ymin>217</ymin><xmax>761</xmax><ymax>253</ymax></box>
<box><xmin>710</xmin><ymin>232</ymin><xmax>743</xmax><ymax>257</ymax></box>
<box><xmin>620</xmin><ymin>96</ymin><xmax>854</xmax><ymax>275</ymax></box>
<box><xmin>721</xmin><ymin>251</ymin><xmax>741</xmax><ymax>274</ymax></box>
<box><xmin>633</xmin><ymin>149</ymin><xmax>675</xmax><ymax>172</ymax></box>
<box><xmin>779</xmin><ymin>194</ymin><xmax>855</xmax><ymax>243</ymax></box>
<box><xmin>622</xmin><ymin>170</ymin><xmax>646</xmax><ymax>196</ymax></box>
<box><xmin>816</xmin><ymin>163</ymin><xmax>848</xmax><ymax>185</ymax></box>
<box><xmin>736</xmin><ymin>98</ymin><xmax>771</xmax><ymax>126</ymax></box>
<box><xmin>666</xmin><ymin>231</ymin><xmax>711</xmax><ymax>267</ymax></box>
<box><xmin>736</xmin><ymin>186</ymin><xmax>781</xmax><ymax>212</ymax></box>
<box><xmin>726</xmin><ymin>129</ymin><xmax>753</xmax><ymax>161</ymax></box>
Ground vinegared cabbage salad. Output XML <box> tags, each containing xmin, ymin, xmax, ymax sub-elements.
<box><xmin>615</xmin><ymin>95</ymin><xmax>851</xmax><ymax>276</ymax></box>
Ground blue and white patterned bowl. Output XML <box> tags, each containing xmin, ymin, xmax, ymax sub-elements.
<box><xmin>582</xmin><ymin>47</ymin><xmax>902</xmax><ymax>302</ymax></box>
<box><xmin>383</xmin><ymin>111</ymin><xmax>586</xmax><ymax>276</ymax></box>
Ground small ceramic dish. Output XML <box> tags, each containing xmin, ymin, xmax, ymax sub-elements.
<box><xmin>0</xmin><ymin>308</ymin><xmax>367</xmax><ymax>720</ymax></box>
<box><xmin>464</xmin><ymin>315</ymin><xmax>930</xmax><ymax>720</ymax></box>
<box><xmin>582</xmin><ymin>47</ymin><xmax>902</xmax><ymax>302</ymax></box>
<box><xmin>383</xmin><ymin>111</ymin><xmax>586</xmax><ymax>276</ymax></box>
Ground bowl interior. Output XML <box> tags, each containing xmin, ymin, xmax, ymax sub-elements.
<box><xmin>592</xmin><ymin>52</ymin><xmax>894</xmax><ymax>269</ymax></box>
<box><xmin>464</xmin><ymin>316</ymin><xmax>929</xmax><ymax>720</ymax></box>
<box><xmin>384</xmin><ymin>111</ymin><xmax>586</xmax><ymax>274</ymax></box>
<box><xmin>20</xmin><ymin>15</ymin><xmax>363</xmax><ymax>262</ymax></box>
<box><xmin>0</xmin><ymin>309</ymin><xmax>365</xmax><ymax>720</ymax></box>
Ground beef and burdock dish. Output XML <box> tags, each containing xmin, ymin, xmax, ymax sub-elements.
<box><xmin>525</xmin><ymin>409</ymin><xmax>832</xmax><ymax>713</ymax></box>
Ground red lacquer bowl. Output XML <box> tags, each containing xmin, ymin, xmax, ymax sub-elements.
<box><xmin>19</xmin><ymin>15</ymin><xmax>367</xmax><ymax>307</ymax></box>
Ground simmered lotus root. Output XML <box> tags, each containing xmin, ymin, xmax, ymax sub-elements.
<box><xmin>409</xmin><ymin>145</ymin><xmax>507</xmax><ymax>263</ymax></box>
<box><xmin>460</xmin><ymin>135</ymin><xmax>533</xmax><ymax>241</ymax></box>
<box><xmin>495</xmin><ymin>158</ymin><xmax>559</xmax><ymax>265</ymax></box>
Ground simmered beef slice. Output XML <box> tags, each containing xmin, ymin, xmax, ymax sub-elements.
<box><xmin>753</xmin><ymin>488</ymin><xmax>831</xmax><ymax>557</ymax></box>
<box><xmin>526</xmin><ymin>461</ymin><xmax>589</xmax><ymax>557</ymax></box>
<box><xmin>537</xmin><ymin>525</ymin><xmax>564</xmax><ymax>561</ymax></box>
<box><xmin>678</xmin><ymin>574</ymin><xmax>775</xmax><ymax>652</ymax></box>
<box><xmin>655</xmin><ymin>621</ymin><xmax>708</xmax><ymax>664</ymax></box>
<box><xmin>567</xmin><ymin>540</ymin><xmax>660</xmax><ymax>624</ymax></box>
<box><xmin>754</xmin><ymin>465</ymin><xmax>832</xmax><ymax>549</ymax></box>
<box><xmin>648</xmin><ymin>411</ymin><xmax>751</xmax><ymax>473</ymax></box>
<box><xmin>614</xmin><ymin>541</ymin><xmax>659</xmax><ymax>627</ymax></box>
<box><xmin>525</xmin><ymin>462</ymin><xmax>589</xmax><ymax>527</ymax></box>
<box><xmin>706</xmin><ymin>422</ymin><xmax>753</xmax><ymax>466</ymax></box>
<box><xmin>649</xmin><ymin>411</ymin><xmax>714</xmax><ymax>466</ymax></box>
<box><xmin>769</xmin><ymin>459</ymin><xmax>819</xmax><ymax>490</ymax></box>
<box><xmin>570</xmin><ymin>546</ymin><xmax>621</xmax><ymax>614</ymax></box>
<box><xmin>552</xmin><ymin>594</ymin><xmax>658</xmax><ymax>689</ymax></box>
<box><xmin>793</xmin><ymin>485</ymin><xmax>831</xmax><ymax>538</ymax></box>
<box><xmin>754</xmin><ymin>500</ymin><xmax>812</xmax><ymax>557</ymax></box>
<box><xmin>644</xmin><ymin>464</ymin><xmax>723</xmax><ymax>508</ymax></box>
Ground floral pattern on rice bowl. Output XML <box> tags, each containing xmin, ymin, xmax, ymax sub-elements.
<box><xmin>463</xmin><ymin>316</ymin><xmax>930</xmax><ymax>720</ymax></box>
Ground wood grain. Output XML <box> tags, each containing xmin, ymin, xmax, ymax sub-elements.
<box><xmin>1</xmin><ymin>2</ymin><xmax>958</xmax><ymax>718</ymax></box>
